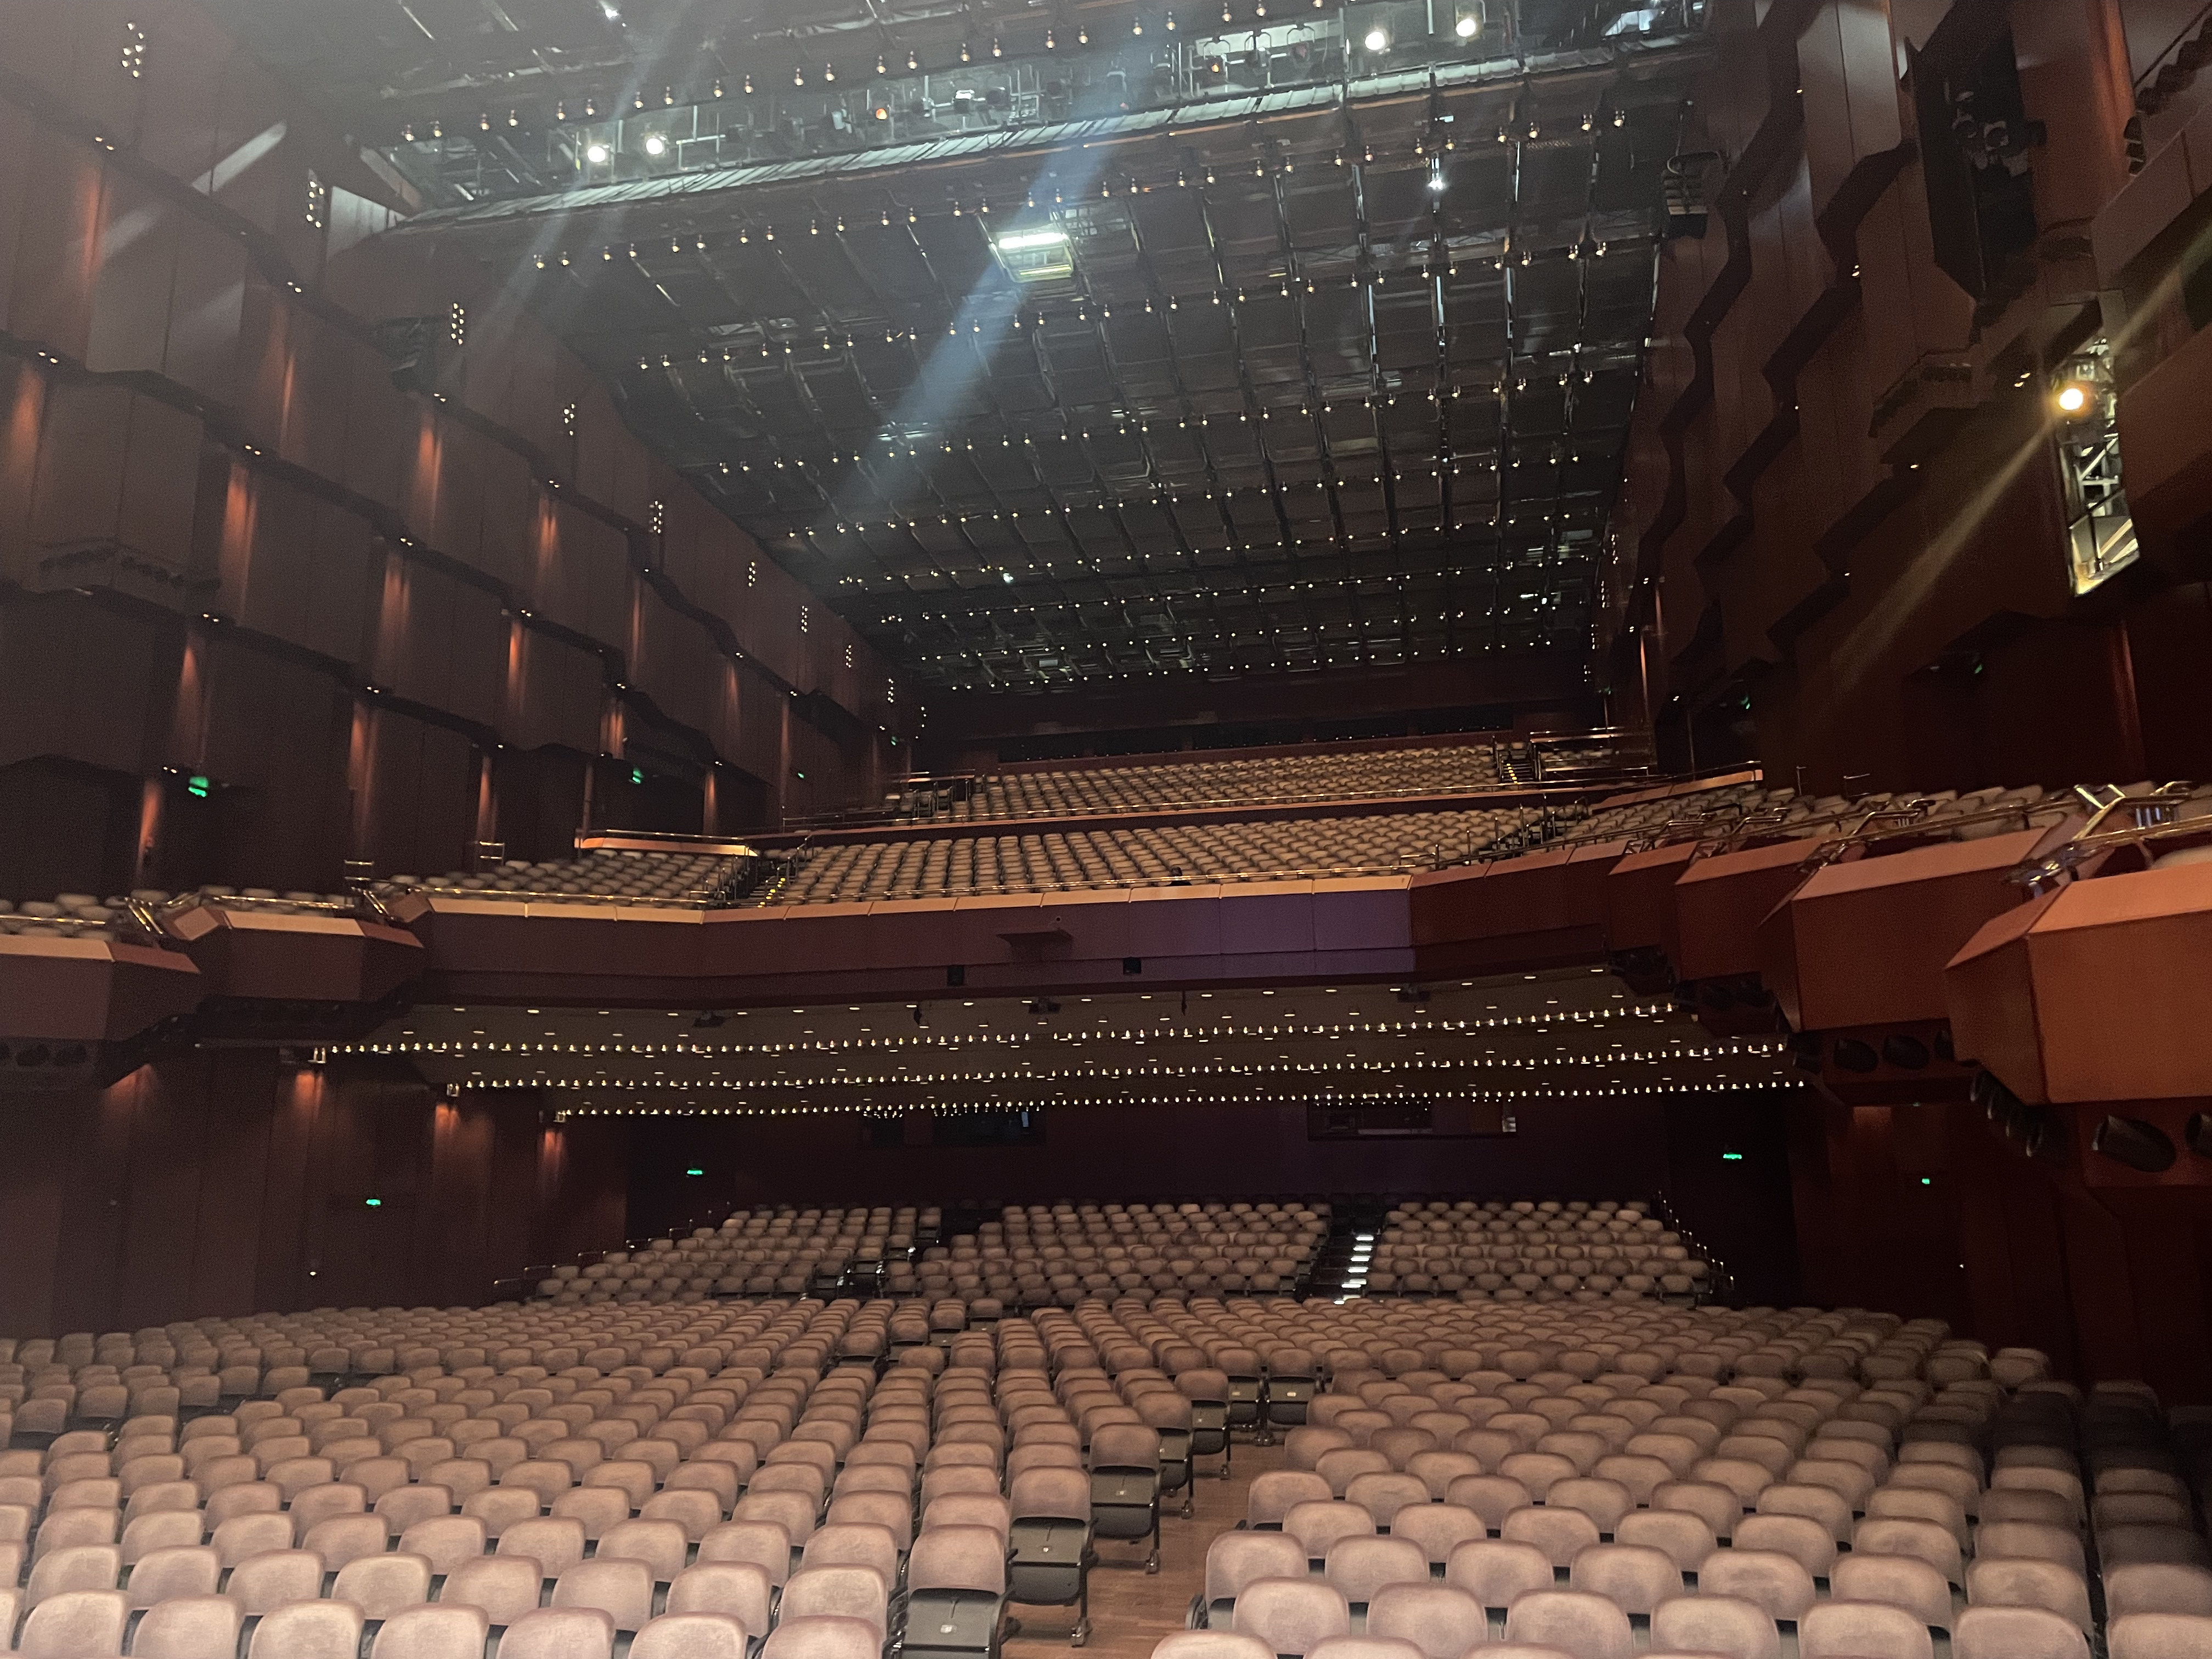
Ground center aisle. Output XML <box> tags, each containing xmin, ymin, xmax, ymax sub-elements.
<box><xmin>1007</xmin><ymin>1440</ymin><xmax>1290</xmax><ymax>1659</ymax></box>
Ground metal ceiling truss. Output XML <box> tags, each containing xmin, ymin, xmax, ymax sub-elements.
<box><xmin>366</xmin><ymin>34</ymin><xmax>1700</xmax><ymax>690</ymax></box>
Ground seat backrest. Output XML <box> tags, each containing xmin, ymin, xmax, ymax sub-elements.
<box><xmin>368</xmin><ymin>1603</ymin><xmax>493</xmax><ymax>1659</ymax></box>
<box><xmin>1838</xmin><ymin>1550</ymin><xmax>1955</xmax><ymax>1630</ymax></box>
<box><xmin>780</xmin><ymin>1565</ymin><xmax>887</xmax><ymax>1637</ymax></box>
<box><xmin>1364</xmin><ymin>1582</ymin><xmax>1486</xmax><ymax>1659</ymax></box>
<box><xmin>1567</xmin><ymin>1543</ymin><xmax>1685</xmax><ymax>1616</ymax></box>
<box><xmin>26</xmin><ymin>1542</ymin><xmax>122</xmax><ymax>1605</ymax></box>
<box><xmin>1649</xmin><ymin>1593</ymin><xmax>1781</xmax><ymax>1659</ymax></box>
<box><xmin>2104</xmin><ymin>1564</ymin><xmax>2212</xmax><ymax>1622</ymax></box>
<box><xmin>247</xmin><ymin>1598</ymin><xmax>367</xmax><ymax>1659</ymax></box>
<box><xmin>496</xmin><ymin>1607</ymin><xmax>618</xmax><ymax>1659</ymax></box>
<box><xmin>1206</xmin><ymin>1532</ymin><xmax>1312</xmax><ymax>1605</ymax></box>
<box><xmin>440</xmin><ymin>1554</ymin><xmax>548</xmax><ymax>1627</ymax></box>
<box><xmin>131</xmin><ymin>1593</ymin><xmax>245</xmax><ymax>1659</ymax></box>
<box><xmin>1798</xmin><ymin>1599</ymin><xmax>1936</xmax><ymax>1659</ymax></box>
<box><xmin>696</xmin><ymin>1520</ymin><xmax>792</xmax><ymax>1584</ymax></box>
<box><xmin>1502</xmin><ymin>1589</ymin><xmax>1633</xmax><ymax>1659</ymax></box>
<box><xmin>1614</xmin><ymin>1508</ymin><xmax>1716</xmax><ymax>1571</ymax></box>
<box><xmin>631</xmin><ymin>1612</ymin><xmax>750</xmax><ymax>1659</ymax></box>
<box><xmin>759</xmin><ymin>1613</ymin><xmax>890</xmax><ymax>1659</ymax></box>
<box><xmin>600</xmin><ymin>1519</ymin><xmax>691</xmax><ymax>1584</ymax></box>
<box><xmin>1443</xmin><ymin>1539</ymin><xmax>1554</xmax><ymax>1612</ymax></box>
<box><xmin>125</xmin><ymin>1543</ymin><xmax>221</xmax><ymax>1606</ymax></box>
<box><xmin>1322</xmin><ymin>1536</ymin><xmax>1429</xmax><ymax>1605</ymax></box>
<box><xmin>1009</xmin><ymin>1467</ymin><xmax>1089</xmax><ymax>1523</ymax></box>
<box><xmin>552</xmin><ymin>1560</ymin><xmax>656</xmax><ymax>1634</ymax></box>
<box><xmin>332</xmin><ymin>1551</ymin><xmax>435</xmax><ymax>1621</ymax></box>
<box><xmin>1954</xmin><ymin>1605</ymin><xmax>2090</xmax><ymax>1659</ymax></box>
<box><xmin>1152</xmin><ymin>1635</ymin><xmax>1277</xmax><ymax>1659</ymax></box>
<box><xmin>1386</xmin><ymin>1504</ymin><xmax>1485</xmax><ymax>1566</ymax></box>
<box><xmin>1443</xmin><ymin>1474</ymin><xmax>1531</xmax><ymax>1530</ymax></box>
<box><xmin>909</xmin><ymin>1525</ymin><xmax>1007</xmax><ymax>1596</ymax></box>
<box><xmin>1499</xmin><ymin>1505</ymin><xmax>1599</xmax><ymax>1569</ymax></box>
<box><xmin>666</xmin><ymin>1564</ymin><xmax>773</xmax><ymax>1634</ymax></box>
<box><xmin>498</xmin><ymin>1517</ymin><xmax>589</xmax><ymax>1577</ymax></box>
<box><xmin>18</xmin><ymin>1590</ymin><xmax>131</xmax><ymax>1659</ymax></box>
<box><xmin>1232</xmin><ymin>1576</ymin><xmax>1352</xmax><ymax>1658</ymax></box>
<box><xmin>1284</xmin><ymin>1501</ymin><xmax>1376</xmax><ymax>1561</ymax></box>
<box><xmin>1250</xmin><ymin>1471</ymin><xmax>1333</xmax><ymax>1527</ymax></box>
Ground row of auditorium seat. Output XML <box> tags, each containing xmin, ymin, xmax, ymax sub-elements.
<box><xmin>7</xmin><ymin>1233</ymin><xmax>2210</xmax><ymax>1659</ymax></box>
<box><xmin>1523</xmin><ymin>781</ymin><xmax>2131</xmax><ymax>861</ymax></box>
<box><xmin>752</xmin><ymin>808</ymin><xmax>1542</xmax><ymax>907</ymax></box>
<box><xmin>1357</xmin><ymin>1203</ymin><xmax>1708</xmax><ymax>1299</ymax></box>
<box><xmin>530</xmin><ymin>1200</ymin><xmax>1707</xmax><ymax>1311</ymax></box>
<box><xmin>907</xmin><ymin>746</ymin><xmax>1510</xmax><ymax>823</ymax></box>
<box><xmin>1164</xmin><ymin>1299</ymin><xmax>2210</xmax><ymax>1659</ymax></box>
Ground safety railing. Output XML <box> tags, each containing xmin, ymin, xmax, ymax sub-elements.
<box><xmin>2007</xmin><ymin>783</ymin><xmax>2206</xmax><ymax>892</ymax></box>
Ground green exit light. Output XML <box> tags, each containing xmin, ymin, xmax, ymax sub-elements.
<box><xmin>364</xmin><ymin>1197</ymin><xmax>383</xmax><ymax>1207</ymax></box>
<box><xmin>1721</xmin><ymin>1152</ymin><xmax>1745</xmax><ymax>1162</ymax></box>
<box><xmin>685</xmin><ymin>1166</ymin><xmax>704</xmax><ymax>1177</ymax></box>
<box><xmin>629</xmin><ymin>767</ymin><xmax>645</xmax><ymax>785</ymax></box>
<box><xmin>1920</xmin><ymin>1177</ymin><xmax>1933</xmax><ymax>1187</ymax></box>
<box><xmin>185</xmin><ymin>774</ymin><xmax>211</xmax><ymax>798</ymax></box>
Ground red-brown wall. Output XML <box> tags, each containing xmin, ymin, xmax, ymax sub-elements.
<box><xmin>621</xmin><ymin>1087</ymin><xmax>1806</xmax><ymax>1307</ymax></box>
<box><xmin>0</xmin><ymin>1</ymin><xmax>912</xmax><ymax>906</ymax></box>
<box><xmin>1613</xmin><ymin>0</ymin><xmax>2200</xmax><ymax>795</ymax></box>
<box><xmin>1788</xmin><ymin>1091</ymin><xmax>2212</xmax><ymax>1402</ymax></box>
<box><xmin>0</xmin><ymin>1056</ymin><xmax>630</xmax><ymax>1338</ymax></box>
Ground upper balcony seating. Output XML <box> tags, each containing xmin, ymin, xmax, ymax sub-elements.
<box><xmin>907</xmin><ymin>745</ymin><xmax>1509</xmax><ymax>825</ymax></box>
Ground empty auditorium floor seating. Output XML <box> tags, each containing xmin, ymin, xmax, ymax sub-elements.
<box><xmin>912</xmin><ymin>747</ymin><xmax>1510</xmax><ymax>825</ymax></box>
<box><xmin>538</xmin><ymin>1202</ymin><xmax>1710</xmax><ymax>1311</ymax></box>
<box><xmin>4</xmin><ymin>1255</ymin><xmax>2209</xmax><ymax>1659</ymax></box>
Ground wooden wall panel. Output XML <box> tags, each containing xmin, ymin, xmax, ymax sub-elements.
<box><xmin>364</xmin><ymin>709</ymin><xmax>473</xmax><ymax>879</ymax></box>
<box><xmin>0</xmin><ymin>592</ymin><xmax>177</xmax><ymax>774</ymax></box>
<box><xmin>0</xmin><ymin>1057</ymin><xmax>630</xmax><ymax>1338</ymax></box>
<box><xmin>2</xmin><ymin>129</ymin><xmax>104</xmax><ymax>360</ymax></box>
<box><xmin>225</xmin><ymin>477</ymin><xmax>377</xmax><ymax>665</ymax></box>
<box><xmin>505</xmin><ymin>628</ymin><xmax>605</xmax><ymax>756</ymax></box>
<box><xmin>0</xmin><ymin>0</ymin><xmax>909</xmax><ymax>899</ymax></box>
<box><xmin>83</xmin><ymin>174</ymin><xmax>183</xmax><ymax>376</ymax></box>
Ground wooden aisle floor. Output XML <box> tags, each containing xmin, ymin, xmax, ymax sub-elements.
<box><xmin>1004</xmin><ymin>1438</ymin><xmax>1290</xmax><ymax>1659</ymax></box>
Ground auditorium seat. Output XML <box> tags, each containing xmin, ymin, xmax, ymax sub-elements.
<box><xmin>5</xmin><ymin>1189</ymin><xmax>2198</xmax><ymax>1659</ymax></box>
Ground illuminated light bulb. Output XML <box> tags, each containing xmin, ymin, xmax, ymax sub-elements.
<box><xmin>644</xmin><ymin>133</ymin><xmax>665</xmax><ymax>155</ymax></box>
<box><xmin>877</xmin><ymin>52</ymin><xmax>888</xmax><ymax>74</ymax></box>
<box><xmin>585</xmin><ymin>142</ymin><xmax>610</xmax><ymax>163</ymax></box>
<box><xmin>909</xmin><ymin>48</ymin><xmax>919</xmax><ymax>68</ymax></box>
<box><xmin>823</xmin><ymin>63</ymin><xmax>836</xmax><ymax>81</ymax></box>
<box><xmin>2055</xmin><ymin>383</ymin><xmax>2090</xmax><ymax>414</ymax></box>
<box><xmin>1457</xmin><ymin>12</ymin><xmax>1479</xmax><ymax>35</ymax></box>
<box><xmin>1047</xmin><ymin>26</ymin><xmax>1056</xmax><ymax>46</ymax></box>
<box><xmin>1364</xmin><ymin>25</ymin><xmax>1389</xmax><ymax>49</ymax></box>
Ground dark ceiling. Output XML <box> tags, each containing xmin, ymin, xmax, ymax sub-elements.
<box><xmin>202</xmin><ymin>0</ymin><xmax>1713</xmax><ymax>695</ymax></box>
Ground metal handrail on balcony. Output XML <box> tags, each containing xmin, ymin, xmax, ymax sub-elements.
<box><xmin>2007</xmin><ymin>783</ymin><xmax>2206</xmax><ymax>892</ymax></box>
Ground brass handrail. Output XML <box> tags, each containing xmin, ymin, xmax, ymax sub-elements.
<box><xmin>1791</xmin><ymin>799</ymin><xmax>2073</xmax><ymax>872</ymax></box>
<box><xmin>2008</xmin><ymin>785</ymin><xmax>2204</xmax><ymax>892</ymax></box>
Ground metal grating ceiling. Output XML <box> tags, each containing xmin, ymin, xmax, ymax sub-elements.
<box><xmin>203</xmin><ymin>0</ymin><xmax>1711</xmax><ymax>692</ymax></box>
